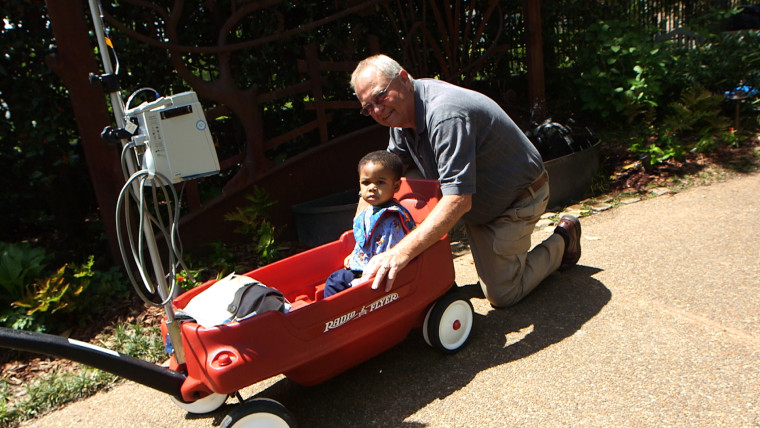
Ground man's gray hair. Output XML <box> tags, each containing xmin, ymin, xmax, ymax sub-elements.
<box><xmin>350</xmin><ymin>54</ymin><xmax>414</xmax><ymax>93</ymax></box>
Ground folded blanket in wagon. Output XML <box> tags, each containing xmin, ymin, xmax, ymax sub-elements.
<box><xmin>177</xmin><ymin>273</ymin><xmax>290</xmax><ymax>328</ymax></box>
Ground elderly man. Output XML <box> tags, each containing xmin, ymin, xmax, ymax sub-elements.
<box><xmin>350</xmin><ymin>54</ymin><xmax>581</xmax><ymax>308</ymax></box>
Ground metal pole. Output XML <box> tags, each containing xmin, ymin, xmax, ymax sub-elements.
<box><xmin>86</xmin><ymin>0</ymin><xmax>185</xmax><ymax>364</ymax></box>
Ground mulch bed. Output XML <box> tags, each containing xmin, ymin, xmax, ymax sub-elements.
<box><xmin>604</xmin><ymin>139</ymin><xmax>759</xmax><ymax>194</ymax></box>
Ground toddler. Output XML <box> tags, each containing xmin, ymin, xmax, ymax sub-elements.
<box><xmin>323</xmin><ymin>151</ymin><xmax>415</xmax><ymax>297</ymax></box>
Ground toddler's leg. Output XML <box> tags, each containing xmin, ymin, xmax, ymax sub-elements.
<box><xmin>323</xmin><ymin>269</ymin><xmax>357</xmax><ymax>297</ymax></box>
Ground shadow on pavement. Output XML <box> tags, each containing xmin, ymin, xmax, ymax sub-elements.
<box><xmin>194</xmin><ymin>265</ymin><xmax>610</xmax><ymax>427</ymax></box>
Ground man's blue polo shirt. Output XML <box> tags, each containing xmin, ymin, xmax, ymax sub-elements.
<box><xmin>388</xmin><ymin>78</ymin><xmax>544</xmax><ymax>224</ymax></box>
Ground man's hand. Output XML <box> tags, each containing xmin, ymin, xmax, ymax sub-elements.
<box><xmin>364</xmin><ymin>248</ymin><xmax>412</xmax><ymax>292</ymax></box>
<box><xmin>364</xmin><ymin>193</ymin><xmax>472</xmax><ymax>293</ymax></box>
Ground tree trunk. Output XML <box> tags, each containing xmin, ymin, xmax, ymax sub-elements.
<box><xmin>45</xmin><ymin>0</ymin><xmax>124</xmax><ymax>263</ymax></box>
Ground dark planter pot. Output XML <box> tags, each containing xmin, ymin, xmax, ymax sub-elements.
<box><xmin>291</xmin><ymin>189</ymin><xmax>358</xmax><ymax>247</ymax></box>
<box><xmin>544</xmin><ymin>140</ymin><xmax>601</xmax><ymax>209</ymax></box>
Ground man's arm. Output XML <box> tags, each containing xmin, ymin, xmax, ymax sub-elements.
<box><xmin>366</xmin><ymin>193</ymin><xmax>472</xmax><ymax>291</ymax></box>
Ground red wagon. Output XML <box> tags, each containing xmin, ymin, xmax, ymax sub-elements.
<box><xmin>168</xmin><ymin>178</ymin><xmax>475</xmax><ymax>425</ymax></box>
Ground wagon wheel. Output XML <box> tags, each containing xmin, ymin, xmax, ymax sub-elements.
<box><xmin>221</xmin><ymin>398</ymin><xmax>297</xmax><ymax>428</ymax></box>
<box><xmin>170</xmin><ymin>392</ymin><xmax>228</xmax><ymax>414</ymax></box>
<box><xmin>423</xmin><ymin>292</ymin><xmax>474</xmax><ymax>353</ymax></box>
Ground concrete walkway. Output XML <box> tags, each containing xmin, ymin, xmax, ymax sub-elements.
<box><xmin>24</xmin><ymin>172</ymin><xmax>760</xmax><ymax>427</ymax></box>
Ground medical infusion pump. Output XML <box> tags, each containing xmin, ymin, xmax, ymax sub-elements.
<box><xmin>124</xmin><ymin>91</ymin><xmax>220</xmax><ymax>184</ymax></box>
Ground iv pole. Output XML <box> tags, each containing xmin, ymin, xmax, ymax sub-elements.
<box><xmin>87</xmin><ymin>0</ymin><xmax>185</xmax><ymax>364</ymax></box>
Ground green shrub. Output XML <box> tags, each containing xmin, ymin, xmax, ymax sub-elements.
<box><xmin>572</xmin><ymin>19</ymin><xmax>759</xmax><ymax>164</ymax></box>
<box><xmin>175</xmin><ymin>188</ymin><xmax>281</xmax><ymax>290</ymax></box>
<box><xmin>0</xmin><ymin>242</ymin><xmax>48</xmax><ymax>304</ymax></box>
<box><xmin>224</xmin><ymin>188</ymin><xmax>280</xmax><ymax>266</ymax></box>
<box><xmin>0</xmin><ymin>242</ymin><xmax>128</xmax><ymax>332</ymax></box>
<box><xmin>682</xmin><ymin>30</ymin><xmax>760</xmax><ymax>96</ymax></box>
<box><xmin>573</xmin><ymin>20</ymin><xmax>675</xmax><ymax>123</ymax></box>
<box><xmin>630</xmin><ymin>83</ymin><xmax>731</xmax><ymax>164</ymax></box>
<box><xmin>73</xmin><ymin>265</ymin><xmax>130</xmax><ymax>316</ymax></box>
<box><xmin>11</xmin><ymin>263</ymin><xmax>83</xmax><ymax>317</ymax></box>
<box><xmin>629</xmin><ymin>132</ymin><xmax>686</xmax><ymax>165</ymax></box>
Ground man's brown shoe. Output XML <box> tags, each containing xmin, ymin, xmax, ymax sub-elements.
<box><xmin>554</xmin><ymin>215</ymin><xmax>581</xmax><ymax>270</ymax></box>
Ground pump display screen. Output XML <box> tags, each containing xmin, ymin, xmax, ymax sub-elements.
<box><xmin>160</xmin><ymin>105</ymin><xmax>193</xmax><ymax>120</ymax></box>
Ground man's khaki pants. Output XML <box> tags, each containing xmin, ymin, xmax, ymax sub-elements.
<box><xmin>465</xmin><ymin>180</ymin><xmax>565</xmax><ymax>307</ymax></box>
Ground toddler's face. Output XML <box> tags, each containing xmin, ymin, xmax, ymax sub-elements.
<box><xmin>358</xmin><ymin>161</ymin><xmax>400</xmax><ymax>206</ymax></box>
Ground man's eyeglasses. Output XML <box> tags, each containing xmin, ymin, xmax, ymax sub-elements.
<box><xmin>359</xmin><ymin>74</ymin><xmax>399</xmax><ymax>116</ymax></box>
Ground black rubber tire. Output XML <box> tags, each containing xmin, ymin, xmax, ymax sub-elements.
<box><xmin>423</xmin><ymin>292</ymin><xmax>474</xmax><ymax>354</ymax></box>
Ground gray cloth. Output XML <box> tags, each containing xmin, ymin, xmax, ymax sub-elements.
<box><xmin>388</xmin><ymin>78</ymin><xmax>544</xmax><ymax>225</ymax></box>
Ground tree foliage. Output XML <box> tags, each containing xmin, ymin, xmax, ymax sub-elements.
<box><xmin>1</xmin><ymin>1</ymin><xmax>96</xmax><ymax>261</ymax></box>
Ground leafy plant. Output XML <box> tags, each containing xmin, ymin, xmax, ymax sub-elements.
<box><xmin>630</xmin><ymin>138</ymin><xmax>686</xmax><ymax>165</ymax></box>
<box><xmin>631</xmin><ymin>83</ymin><xmax>731</xmax><ymax>164</ymax></box>
<box><xmin>682</xmin><ymin>30</ymin><xmax>760</xmax><ymax>96</ymax></box>
<box><xmin>225</xmin><ymin>188</ymin><xmax>276</xmax><ymax>235</ymax></box>
<box><xmin>573</xmin><ymin>20</ymin><xmax>673</xmax><ymax>123</ymax></box>
<box><xmin>225</xmin><ymin>188</ymin><xmax>280</xmax><ymax>266</ymax></box>
<box><xmin>174</xmin><ymin>266</ymin><xmax>204</xmax><ymax>291</ymax></box>
<box><xmin>74</xmin><ymin>265</ymin><xmax>129</xmax><ymax>315</ymax></box>
<box><xmin>0</xmin><ymin>242</ymin><xmax>48</xmax><ymax>304</ymax></box>
<box><xmin>11</xmin><ymin>264</ymin><xmax>83</xmax><ymax>316</ymax></box>
<box><xmin>720</xmin><ymin>128</ymin><xmax>739</xmax><ymax>148</ymax></box>
<box><xmin>0</xmin><ymin>308</ymin><xmax>43</xmax><ymax>333</ymax></box>
<box><xmin>0</xmin><ymin>246</ymin><xmax>128</xmax><ymax>332</ymax></box>
<box><xmin>173</xmin><ymin>242</ymin><xmax>236</xmax><ymax>291</ymax></box>
<box><xmin>0</xmin><ymin>368</ymin><xmax>116</xmax><ymax>425</ymax></box>
<box><xmin>620</xmin><ymin>64</ymin><xmax>662</xmax><ymax>123</ymax></box>
<box><xmin>104</xmin><ymin>323</ymin><xmax>165</xmax><ymax>363</ymax></box>
<box><xmin>664</xmin><ymin>84</ymin><xmax>727</xmax><ymax>131</ymax></box>
<box><xmin>204</xmin><ymin>241</ymin><xmax>237</xmax><ymax>279</ymax></box>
